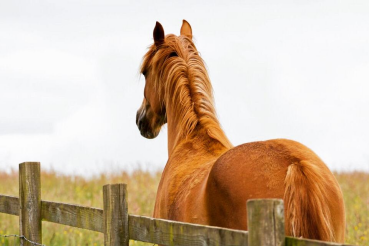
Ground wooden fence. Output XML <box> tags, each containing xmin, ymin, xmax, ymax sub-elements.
<box><xmin>0</xmin><ymin>162</ymin><xmax>356</xmax><ymax>246</ymax></box>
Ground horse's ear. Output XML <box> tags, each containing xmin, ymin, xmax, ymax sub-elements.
<box><xmin>180</xmin><ymin>19</ymin><xmax>192</xmax><ymax>39</ymax></box>
<box><xmin>153</xmin><ymin>21</ymin><xmax>165</xmax><ymax>46</ymax></box>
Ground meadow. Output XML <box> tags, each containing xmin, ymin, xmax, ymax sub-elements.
<box><xmin>0</xmin><ymin>170</ymin><xmax>368</xmax><ymax>246</ymax></box>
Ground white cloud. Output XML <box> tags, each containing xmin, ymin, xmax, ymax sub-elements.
<box><xmin>1</xmin><ymin>0</ymin><xmax>369</xmax><ymax>175</ymax></box>
<box><xmin>0</xmin><ymin>48</ymin><xmax>98</xmax><ymax>134</ymax></box>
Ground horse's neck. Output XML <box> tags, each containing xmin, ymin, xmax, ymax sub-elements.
<box><xmin>167</xmin><ymin>116</ymin><xmax>229</xmax><ymax>159</ymax></box>
<box><xmin>166</xmin><ymin>91</ymin><xmax>231</xmax><ymax>156</ymax></box>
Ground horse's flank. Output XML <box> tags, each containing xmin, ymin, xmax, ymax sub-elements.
<box><xmin>137</xmin><ymin>20</ymin><xmax>346</xmax><ymax>243</ymax></box>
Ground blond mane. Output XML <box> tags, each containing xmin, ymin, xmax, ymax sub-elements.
<box><xmin>141</xmin><ymin>34</ymin><xmax>232</xmax><ymax>148</ymax></box>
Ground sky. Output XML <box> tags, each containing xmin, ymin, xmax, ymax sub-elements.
<box><xmin>0</xmin><ymin>1</ymin><xmax>368</xmax><ymax>176</ymax></box>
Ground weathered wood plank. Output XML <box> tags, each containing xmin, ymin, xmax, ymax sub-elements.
<box><xmin>41</xmin><ymin>200</ymin><xmax>104</xmax><ymax>232</ymax></box>
<box><xmin>0</xmin><ymin>195</ymin><xmax>104</xmax><ymax>233</ymax></box>
<box><xmin>19</xmin><ymin>162</ymin><xmax>42</xmax><ymax>246</ymax></box>
<box><xmin>129</xmin><ymin>214</ymin><xmax>248</xmax><ymax>246</ymax></box>
<box><xmin>286</xmin><ymin>237</ymin><xmax>355</xmax><ymax>246</ymax></box>
<box><xmin>247</xmin><ymin>199</ymin><xmax>284</xmax><ymax>246</ymax></box>
<box><xmin>103</xmin><ymin>184</ymin><xmax>129</xmax><ymax>246</ymax></box>
<box><xmin>0</xmin><ymin>195</ymin><xmax>19</xmax><ymax>216</ymax></box>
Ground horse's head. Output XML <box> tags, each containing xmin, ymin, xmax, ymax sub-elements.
<box><xmin>136</xmin><ymin>20</ymin><xmax>193</xmax><ymax>139</ymax></box>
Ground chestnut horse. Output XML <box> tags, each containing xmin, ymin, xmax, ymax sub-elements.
<box><xmin>136</xmin><ymin>20</ymin><xmax>345</xmax><ymax>242</ymax></box>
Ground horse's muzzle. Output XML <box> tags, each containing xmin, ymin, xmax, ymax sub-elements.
<box><xmin>136</xmin><ymin>108</ymin><xmax>158</xmax><ymax>139</ymax></box>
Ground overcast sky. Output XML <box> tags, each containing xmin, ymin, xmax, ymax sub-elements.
<box><xmin>1</xmin><ymin>1</ymin><xmax>368</xmax><ymax>176</ymax></box>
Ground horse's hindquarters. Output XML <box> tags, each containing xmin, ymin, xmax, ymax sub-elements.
<box><xmin>206</xmin><ymin>140</ymin><xmax>289</xmax><ymax>230</ymax></box>
<box><xmin>205</xmin><ymin>139</ymin><xmax>345</xmax><ymax>242</ymax></box>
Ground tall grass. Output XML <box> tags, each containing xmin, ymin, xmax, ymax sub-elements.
<box><xmin>0</xmin><ymin>170</ymin><xmax>160</xmax><ymax>246</ymax></box>
<box><xmin>335</xmin><ymin>172</ymin><xmax>369</xmax><ymax>245</ymax></box>
<box><xmin>0</xmin><ymin>170</ymin><xmax>368</xmax><ymax>245</ymax></box>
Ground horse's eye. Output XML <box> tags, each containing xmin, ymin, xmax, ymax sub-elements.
<box><xmin>169</xmin><ymin>52</ymin><xmax>177</xmax><ymax>58</ymax></box>
<box><xmin>142</xmin><ymin>71</ymin><xmax>147</xmax><ymax>77</ymax></box>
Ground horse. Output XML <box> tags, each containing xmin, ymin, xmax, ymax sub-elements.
<box><xmin>136</xmin><ymin>20</ymin><xmax>345</xmax><ymax>243</ymax></box>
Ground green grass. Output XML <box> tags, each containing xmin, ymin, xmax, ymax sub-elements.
<box><xmin>0</xmin><ymin>170</ymin><xmax>368</xmax><ymax>245</ymax></box>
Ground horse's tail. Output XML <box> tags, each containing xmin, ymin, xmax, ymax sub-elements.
<box><xmin>284</xmin><ymin>160</ymin><xmax>335</xmax><ymax>242</ymax></box>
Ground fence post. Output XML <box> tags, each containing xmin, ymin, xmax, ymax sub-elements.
<box><xmin>19</xmin><ymin>162</ymin><xmax>42</xmax><ymax>246</ymax></box>
<box><xmin>247</xmin><ymin>199</ymin><xmax>285</xmax><ymax>246</ymax></box>
<box><xmin>103</xmin><ymin>184</ymin><xmax>129</xmax><ymax>246</ymax></box>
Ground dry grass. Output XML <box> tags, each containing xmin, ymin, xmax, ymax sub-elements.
<box><xmin>0</xmin><ymin>170</ymin><xmax>368</xmax><ymax>245</ymax></box>
<box><xmin>335</xmin><ymin>172</ymin><xmax>369</xmax><ymax>245</ymax></box>
<box><xmin>0</xmin><ymin>170</ymin><xmax>160</xmax><ymax>246</ymax></box>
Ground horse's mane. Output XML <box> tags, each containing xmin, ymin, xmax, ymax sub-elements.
<box><xmin>141</xmin><ymin>34</ymin><xmax>232</xmax><ymax>149</ymax></box>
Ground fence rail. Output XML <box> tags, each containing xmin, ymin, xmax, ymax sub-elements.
<box><xmin>0</xmin><ymin>162</ymin><xmax>356</xmax><ymax>246</ymax></box>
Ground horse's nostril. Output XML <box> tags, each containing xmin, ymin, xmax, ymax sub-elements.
<box><xmin>138</xmin><ymin>119</ymin><xmax>143</xmax><ymax>130</ymax></box>
<box><xmin>136</xmin><ymin>109</ymin><xmax>145</xmax><ymax>126</ymax></box>
<box><xmin>136</xmin><ymin>111</ymin><xmax>140</xmax><ymax>125</ymax></box>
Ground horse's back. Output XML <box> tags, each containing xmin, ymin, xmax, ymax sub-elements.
<box><xmin>208</xmin><ymin>138</ymin><xmax>318</xmax><ymax>200</ymax></box>
<box><xmin>206</xmin><ymin>138</ymin><xmax>345</xmax><ymax>242</ymax></box>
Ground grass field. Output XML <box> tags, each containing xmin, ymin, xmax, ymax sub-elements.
<box><xmin>0</xmin><ymin>170</ymin><xmax>368</xmax><ymax>245</ymax></box>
